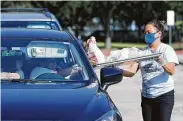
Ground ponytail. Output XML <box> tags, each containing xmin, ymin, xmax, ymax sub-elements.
<box><xmin>147</xmin><ymin>20</ymin><xmax>166</xmax><ymax>39</ymax></box>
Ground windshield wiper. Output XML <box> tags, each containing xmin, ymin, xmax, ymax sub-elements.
<box><xmin>1</xmin><ymin>79</ymin><xmax>52</xmax><ymax>83</ymax></box>
<box><xmin>1</xmin><ymin>79</ymin><xmax>88</xmax><ymax>83</ymax></box>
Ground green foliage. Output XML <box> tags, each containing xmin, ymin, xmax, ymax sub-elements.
<box><xmin>1</xmin><ymin>1</ymin><xmax>181</xmax><ymax>31</ymax></box>
<box><xmin>166</xmin><ymin>1</ymin><xmax>183</xmax><ymax>15</ymax></box>
<box><xmin>176</xmin><ymin>21</ymin><xmax>183</xmax><ymax>30</ymax></box>
<box><xmin>1</xmin><ymin>1</ymin><xmax>34</xmax><ymax>8</ymax></box>
<box><xmin>1</xmin><ymin>1</ymin><xmax>183</xmax><ymax>44</ymax></box>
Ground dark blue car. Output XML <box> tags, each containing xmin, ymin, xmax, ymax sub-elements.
<box><xmin>1</xmin><ymin>28</ymin><xmax>123</xmax><ymax>121</ymax></box>
<box><xmin>1</xmin><ymin>8</ymin><xmax>62</xmax><ymax>30</ymax></box>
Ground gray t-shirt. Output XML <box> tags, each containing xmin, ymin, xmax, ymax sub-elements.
<box><xmin>139</xmin><ymin>43</ymin><xmax>179</xmax><ymax>98</ymax></box>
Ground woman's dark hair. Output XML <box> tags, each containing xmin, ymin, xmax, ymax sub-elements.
<box><xmin>147</xmin><ymin>19</ymin><xmax>166</xmax><ymax>39</ymax></box>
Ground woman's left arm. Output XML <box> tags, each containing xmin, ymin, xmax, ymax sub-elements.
<box><xmin>159</xmin><ymin>46</ymin><xmax>179</xmax><ymax>75</ymax></box>
<box><xmin>162</xmin><ymin>63</ymin><xmax>175</xmax><ymax>75</ymax></box>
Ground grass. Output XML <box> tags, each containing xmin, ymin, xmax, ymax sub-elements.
<box><xmin>96</xmin><ymin>42</ymin><xmax>146</xmax><ymax>48</ymax></box>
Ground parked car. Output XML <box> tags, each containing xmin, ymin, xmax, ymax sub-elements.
<box><xmin>1</xmin><ymin>28</ymin><xmax>123</xmax><ymax>121</ymax></box>
<box><xmin>1</xmin><ymin>8</ymin><xmax>62</xmax><ymax>30</ymax></box>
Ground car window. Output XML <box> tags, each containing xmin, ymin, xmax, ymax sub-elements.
<box><xmin>1</xmin><ymin>39</ymin><xmax>89</xmax><ymax>81</ymax></box>
<box><xmin>1</xmin><ymin>21</ymin><xmax>60</xmax><ymax>30</ymax></box>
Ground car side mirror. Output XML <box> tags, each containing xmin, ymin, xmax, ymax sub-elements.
<box><xmin>100</xmin><ymin>67</ymin><xmax>123</xmax><ymax>90</ymax></box>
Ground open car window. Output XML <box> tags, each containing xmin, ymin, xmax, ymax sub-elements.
<box><xmin>1</xmin><ymin>40</ymin><xmax>89</xmax><ymax>81</ymax></box>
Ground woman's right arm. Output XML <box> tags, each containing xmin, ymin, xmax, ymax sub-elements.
<box><xmin>87</xmin><ymin>53</ymin><xmax>139</xmax><ymax>77</ymax></box>
<box><xmin>121</xmin><ymin>61</ymin><xmax>139</xmax><ymax>77</ymax></box>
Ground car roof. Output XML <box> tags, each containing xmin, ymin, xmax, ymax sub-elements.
<box><xmin>1</xmin><ymin>28</ymin><xmax>71</xmax><ymax>41</ymax></box>
<box><xmin>1</xmin><ymin>8</ymin><xmax>58</xmax><ymax>22</ymax></box>
<box><xmin>1</xmin><ymin>12</ymin><xmax>55</xmax><ymax>21</ymax></box>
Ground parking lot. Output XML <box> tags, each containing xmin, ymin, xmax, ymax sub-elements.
<box><xmin>104</xmin><ymin>65</ymin><xmax>183</xmax><ymax>121</ymax></box>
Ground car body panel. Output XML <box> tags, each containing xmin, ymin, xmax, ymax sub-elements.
<box><xmin>1</xmin><ymin>82</ymin><xmax>112</xmax><ymax>121</ymax></box>
<box><xmin>1</xmin><ymin>28</ymin><xmax>122</xmax><ymax>121</ymax></box>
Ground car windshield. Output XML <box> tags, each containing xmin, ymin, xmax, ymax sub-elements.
<box><xmin>1</xmin><ymin>21</ymin><xmax>60</xmax><ymax>30</ymax></box>
<box><xmin>1</xmin><ymin>39</ymin><xmax>89</xmax><ymax>81</ymax></box>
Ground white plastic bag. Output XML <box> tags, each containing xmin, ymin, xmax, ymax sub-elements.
<box><xmin>106</xmin><ymin>48</ymin><xmax>130</xmax><ymax>63</ymax></box>
<box><xmin>86</xmin><ymin>36</ymin><xmax>105</xmax><ymax>63</ymax></box>
<box><xmin>86</xmin><ymin>37</ymin><xmax>142</xmax><ymax>80</ymax></box>
<box><xmin>86</xmin><ymin>36</ymin><xmax>142</xmax><ymax>64</ymax></box>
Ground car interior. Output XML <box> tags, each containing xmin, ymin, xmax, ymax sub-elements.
<box><xmin>1</xmin><ymin>41</ymin><xmax>86</xmax><ymax>81</ymax></box>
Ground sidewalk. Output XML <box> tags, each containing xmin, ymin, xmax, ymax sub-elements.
<box><xmin>176</xmin><ymin>50</ymin><xmax>183</xmax><ymax>65</ymax></box>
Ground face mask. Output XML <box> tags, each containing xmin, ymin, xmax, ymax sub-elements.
<box><xmin>144</xmin><ymin>33</ymin><xmax>157</xmax><ymax>45</ymax></box>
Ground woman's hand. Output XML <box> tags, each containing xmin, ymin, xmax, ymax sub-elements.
<box><xmin>158</xmin><ymin>55</ymin><xmax>167</xmax><ymax>66</ymax></box>
<box><xmin>158</xmin><ymin>55</ymin><xmax>175</xmax><ymax>75</ymax></box>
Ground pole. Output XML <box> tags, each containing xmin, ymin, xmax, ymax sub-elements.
<box><xmin>169</xmin><ymin>26</ymin><xmax>172</xmax><ymax>46</ymax></box>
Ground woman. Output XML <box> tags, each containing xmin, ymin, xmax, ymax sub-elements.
<box><xmin>87</xmin><ymin>20</ymin><xmax>179</xmax><ymax>121</ymax></box>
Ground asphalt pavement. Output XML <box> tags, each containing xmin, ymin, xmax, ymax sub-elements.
<box><xmin>95</xmin><ymin>54</ymin><xmax>183</xmax><ymax>121</ymax></box>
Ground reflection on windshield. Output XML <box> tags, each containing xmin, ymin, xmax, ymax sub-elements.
<box><xmin>1</xmin><ymin>40</ymin><xmax>89</xmax><ymax>81</ymax></box>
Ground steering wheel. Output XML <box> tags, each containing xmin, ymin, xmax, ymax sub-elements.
<box><xmin>35</xmin><ymin>73</ymin><xmax>65</xmax><ymax>80</ymax></box>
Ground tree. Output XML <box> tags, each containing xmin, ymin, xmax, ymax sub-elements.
<box><xmin>2</xmin><ymin>1</ymin><xmax>179</xmax><ymax>44</ymax></box>
<box><xmin>31</xmin><ymin>1</ymin><xmax>91</xmax><ymax>37</ymax></box>
<box><xmin>88</xmin><ymin>1</ymin><xmax>122</xmax><ymax>48</ymax></box>
<box><xmin>117</xmin><ymin>1</ymin><xmax>170</xmax><ymax>42</ymax></box>
<box><xmin>167</xmin><ymin>1</ymin><xmax>183</xmax><ymax>42</ymax></box>
<box><xmin>167</xmin><ymin>1</ymin><xmax>183</xmax><ymax>15</ymax></box>
<box><xmin>1</xmin><ymin>1</ymin><xmax>34</xmax><ymax>8</ymax></box>
<box><xmin>1</xmin><ymin>1</ymin><xmax>91</xmax><ymax>38</ymax></box>
<box><xmin>87</xmin><ymin>1</ymin><xmax>171</xmax><ymax>46</ymax></box>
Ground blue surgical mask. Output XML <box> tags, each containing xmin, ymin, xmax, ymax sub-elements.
<box><xmin>144</xmin><ymin>33</ymin><xmax>156</xmax><ymax>45</ymax></box>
